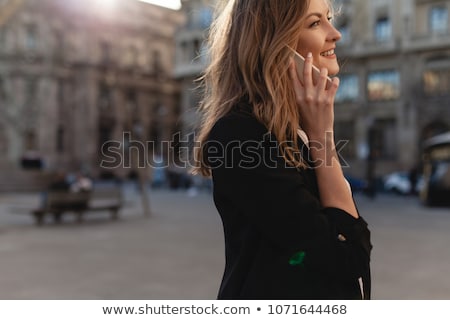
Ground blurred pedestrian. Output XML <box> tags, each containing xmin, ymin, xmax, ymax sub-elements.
<box><xmin>408</xmin><ymin>165</ymin><xmax>419</xmax><ymax>196</ymax></box>
<box><xmin>40</xmin><ymin>170</ymin><xmax>70</xmax><ymax>208</ymax></box>
<box><xmin>194</xmin><ymin>0</ymin><xmax>372</xmax><ymax>299</ymax></box>
<box><xmin>70</xmin><ymin>172</ymin><xmax>93</xmax><ymax>193</ymax></box>
<box><xmin>48</xmin><ymin>170</ymin><xmax>70</xmax><ymax>191</ymax></box>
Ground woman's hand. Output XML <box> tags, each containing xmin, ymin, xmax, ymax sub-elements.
<box><xmin>289</xmin><ymin>52</ymin><xmax>340</xmax><ymax>142</ymax></box>
<box><xmin>290</xmin><ymin>53</ymin><xmax>358</xmax><ymax>218</ymax></box>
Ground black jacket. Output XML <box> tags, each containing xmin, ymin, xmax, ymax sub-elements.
<box><xmin>205</xmin><ymin>105</ymin><xmax>372</xmax><ymax>300</ymax></box>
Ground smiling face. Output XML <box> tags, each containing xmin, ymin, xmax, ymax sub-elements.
<box><xmin>296</xmin><ymin>0</ymin><xmax>341</xmax><ymax>76</ymax></box>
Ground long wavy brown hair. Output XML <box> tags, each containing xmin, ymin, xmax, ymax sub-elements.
<box><xmin>195</xmin><ymin>0</ymin><xmax>331</xmax><ymax>176</ymax></box>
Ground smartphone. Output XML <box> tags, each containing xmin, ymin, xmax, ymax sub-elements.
<box><xmin>287</xmin><ymin>46</ymin><xmax>333</xmax><ymax>89</ymax></box>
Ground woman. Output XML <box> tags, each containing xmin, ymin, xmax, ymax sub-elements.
<box><xmin>195</xmin><ymin>0</ymin><xmax>372</xmax><ymax>299</ymax></box>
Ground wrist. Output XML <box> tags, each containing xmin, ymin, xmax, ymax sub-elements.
<box><xmin>308</xmin><ymin>131</ymin><xmax>335</xmax><ymax>149</ymax></box>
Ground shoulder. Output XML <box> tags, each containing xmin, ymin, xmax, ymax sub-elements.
<box><xmin>204</xmin><ymin>105</ymin><xmax>276</xmax><ymax>170</ymax></box>
<box><xmin>208</xmin><ymin>107</ymin><xmax>268</xmax><ymax>144</ymax></box>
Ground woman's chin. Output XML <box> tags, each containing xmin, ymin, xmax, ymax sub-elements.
<box><xmin>328</xmin><ymin>66</ymin><xmax>339</xmax><ymax>76</ymax></box>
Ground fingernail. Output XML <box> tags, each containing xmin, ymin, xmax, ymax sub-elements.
<box><xmin>307</xmin><ymin>52</ymin><xmax>312</xmax><ymax>58</ymax></box>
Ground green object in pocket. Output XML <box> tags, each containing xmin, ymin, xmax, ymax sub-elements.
<box><xmin>289</xmin><ymin>251</ymin><xmax>306</xmax><ymax>266</ymax></box>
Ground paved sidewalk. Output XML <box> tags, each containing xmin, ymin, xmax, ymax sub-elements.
<box><xmin>0</xmin><ymin>188</ymin><xmax>224</xmax><ymax>299</ymax></box>
<box><xmin>0</xmin><ymin>187</ymin><xmax>450</xmax><ymax>299</ymax></box>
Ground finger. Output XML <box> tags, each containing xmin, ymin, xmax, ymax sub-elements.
<box><xmin>303</xmin><ymin>52</ymin><xmax>313</xmax><ymax>88</ymax></box>
<box><xmin>328</xmin><ymin>76</ymin><xmax>340</xmax><ymax>101</ymax></box>
<box><xmin>317</xmin><ymin>67</ymin><xmax>329</xmax><ymax>92</ymax></box>
<box><xmin>326</xmin><ymin>77</ymin><xmax>340</xmax><ymax>105</ymax></box>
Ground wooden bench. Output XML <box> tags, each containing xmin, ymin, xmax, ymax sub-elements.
<box><xmin>31</xmin><ymin>187</ymin><xmax>122</xmax><ymax>225</ymax></box>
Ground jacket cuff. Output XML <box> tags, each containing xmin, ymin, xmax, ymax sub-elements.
<box><xmin>322</xmin><ymin>207</ymin><xmax>367</xmax><ymax>242</ymax></box>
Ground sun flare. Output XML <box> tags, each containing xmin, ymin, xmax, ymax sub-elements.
<box><xmin>136</xmin><ymin>0</ymin><xmax>181</xmax><ymax>10</ymax></box>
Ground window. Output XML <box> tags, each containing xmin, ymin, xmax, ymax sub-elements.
<box><xmin>188</xmin><ymin>7</ymin><xmax>213</xmax><ymax>29</ymax></box>
<box><xmin>25</xmin><ymin>130</ymin><xmax>37</xmax><ymax>150</ymax></box>
<box><xmin>430</xmin><ymin>6</ymin><xmax>448</xmax><ymax>34</ymax></box>
<box><xmin>335</xmin><ymin>120</ymin><xmax>355</xmax><ymax>160</ymax></box>
<box><xmin>98</xmin><ymin>85</ymin><xmax>112</xmax><ymax>111</ymax></box>
<box><xmin>199</xmin><ymin>7</ymin><xmax>213</xmax><ymax>29</ymax></box>
<box><xmin>149</xmin><ymin>102</ymin><xmax>162</xmax><ymax>151</ymax></box>
<box><xmin>338</xmin><ymin>21</ymin><xmax>351</xmax><ymax>44</ymax></box>
<box><xmin>423</xmin><ymin>69</ymin><xmax>450</xmax><ymax>95</ymax></box>
<box><xmin>152</xmin><ymin>50</ymin><xmax>163</xmax><ymax>74</ymax></box>
<box><xmin>375</xmin><ymin>17</ymin><xmax>391</xmax><ymax>42</ymax></box>
<box><xmin>367</xmin><ymin>70</ymin><xmax>400</xmax><ymax>101</ymax></box>
<box><xmin>373</xmin><ymin>119</ymin><xmax>397</xmax><ymax>160</ymax></box>
<box><xmin>100</xmin><ymin>41</ymin><xmax>112</xmax><ymax>65</ymax></box>
<box><xmin>56</xmin><ymin>126</ymin><xmax>65</xmax><ymax>153</ymax></box>
<box><xmin>126</xmin><ymin>91</ymin><xmax>138</xmax><ymax>121</ymax></box>
<box><xmin>127</xmin><ymin>46</ymin><xmax>138</xmax><ymax>67</ymax></box>
<box><xmin>54</xmin><ymin>31</ymin><xmax>64</xmax><ymax>60</ymax></box>
<box><xmin>335</xmin><ymin>74</ymin><xmax>359</xmax><ymax>102</ymax></box>
<box><xmin>179</xmin><ymin>41</ymin><xmax>189</xmax><ymax>64</ymax></box>
<box><xmin>25</xmin><ymin>24</ymin><xmax>37</xmax><ymax>51</ymax></box>
<box><xmin>24</xmin><ymin>78</ymin><xmax>38</xmax><ymax>128</ymax></box>
<box><xmin>0</xmin><ymin>28</ymin><xmax>5</xmax><ymax>49</ymax></box>
<box><xmin>26</xmin><ymin>78</ymin><xmax>37</xmax><ymax>105</ymax></box>
<box><xmin>0</xmin><ymin>77</ymin><xmax>5</xmax><ymax>101</ymax></box>
<box><xmin>0</xmin><ymin>126</ymin><xmax>6</xmax><ymax>153</ymax></box>
<box><xmin>99</xmin><ymin>126</ymin><xmax>113</xmax><ymax>148</ymax></box>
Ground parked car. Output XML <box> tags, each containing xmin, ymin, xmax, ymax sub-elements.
<box><xmin>383</xmin><ymin>172</ymin><xmax>410</xmax><ymax>194</ymax></box>
<box><xmin>383</xmin><ymin>171</ymin><xmax>423</xmax><ymax>195</ymax></box>
<box><xmin>344</xmin><ymin>175</ymin><xmax>367</xmax><ymax>193</ymax></box>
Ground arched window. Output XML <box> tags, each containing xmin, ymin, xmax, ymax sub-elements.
<box><xmin>430</xmin><ymin>5</ymin><xmax>448</xmax><ymax>34</ymax></box>
<box><xmin>0</xmin><ymin>125</ymin><xmax>7</xmax><ymax>153</ymax></box>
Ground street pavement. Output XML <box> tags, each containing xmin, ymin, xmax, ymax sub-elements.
<box><xmin>0</xmin><ymin>185</ymin><xmax>449</xmax><ymax>300</ymax></box>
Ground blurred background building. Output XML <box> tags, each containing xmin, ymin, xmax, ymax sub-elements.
<box><xmin>333</xmin><ymin>0</ymin><xmax>450</xmax><ymax>178</ymax></box>
<box><xmin>0</xmin><ymin>0</ymin><xmax>184</xmax><ymax>190</ymax></box>
<box><xmin>175</xmin><ymin>0</ymin><xmax>450</xmax><ymax>180</ymax></box>
<box><xmin>173</xmin><ymin>0</ymin><xmax>213</xmax><ymax>143</ymax></box>
<box><xmin>1</xmin><ymin>0</ymin><xmax>450</xmax><ymax>190</ymax></box>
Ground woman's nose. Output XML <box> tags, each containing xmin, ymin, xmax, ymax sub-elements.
<box><xmin>328</xmin><ymin>24</ymin><xmax>342</xmax><ymax>42</ymax></box>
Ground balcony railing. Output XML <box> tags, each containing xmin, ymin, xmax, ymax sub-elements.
<box><xmin>337</xmin><ymin>29</ymin><xmax>450</xmax><ymax>57</ymax></box>
<box><xmin>404</xmin><ymin>30</ymin><xmax>450</xmax><ymax>51</ymax></box>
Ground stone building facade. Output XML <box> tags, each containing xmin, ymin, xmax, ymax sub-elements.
<box><xmin>175</xmin><ymin>0</ymin><xmax>450</xmax><ymax>180</ymax></box>
<box><xmin>333</xmin><ymin>0</ymin><xmax>450</xmax><ymax>177</ymax></box>
<box><xmin>174</xmin><ymin>0</ymin><xmax>213</xmax><ymax>140</ymax></box>
<box><xmin>0</xmin><ymin>0</ymin><xmax>184</xmax><ymax>187</ymax></box>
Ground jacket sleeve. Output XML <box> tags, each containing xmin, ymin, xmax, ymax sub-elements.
<box><xmin>207</xmin><ymin>115</ymin><xmax>372</xmax><ymax>283</ymax></box>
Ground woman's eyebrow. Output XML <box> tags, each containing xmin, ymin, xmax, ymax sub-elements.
<box><xmin>304</xmin><ymin>10</ymin><xmax>331</xmax><ymax>19</ymax></box>
<box><xmin>305</xmin><ymin>12</ymin><xmax>322</xmax><ymax>19</ymax></box>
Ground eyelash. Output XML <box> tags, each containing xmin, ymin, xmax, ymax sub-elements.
<box><xmin>309</xmin><ymin>16</ymin><xmax>334</xmax><ymax>28</ymax></box>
